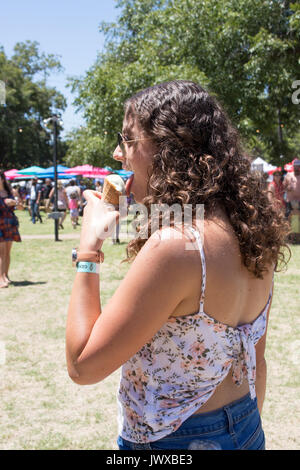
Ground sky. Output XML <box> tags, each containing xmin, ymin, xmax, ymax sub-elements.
<box><xmin>0</xmin><ymin>0</ymin><xmax>120</xmax><ymax>137</ymax></box>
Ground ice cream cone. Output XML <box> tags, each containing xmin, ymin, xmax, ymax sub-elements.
<box><xmin>102</xmin><ymin>178</ymin><xmax>121</xmax><ymax>205</ymax></box>
<box><xmin>102</xmin><ymin>175</ymin><xmax>125</xmax><ymax>205</ymax></box>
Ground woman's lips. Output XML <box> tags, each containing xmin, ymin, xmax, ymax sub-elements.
<box><xmin>125</xmin><ymin>173</ymin><xmax>134</xmax><ymax>196</ymax></box>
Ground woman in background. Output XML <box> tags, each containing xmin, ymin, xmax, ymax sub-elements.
<box><xmin>268</xmin><ymin>168</ymin><xmax>285</xmax><ymax>212</ymax></box>
<box><xmin>0</xmin><ymin>171</ymin><xmax>21</xmax><ymax>287</ymax></box>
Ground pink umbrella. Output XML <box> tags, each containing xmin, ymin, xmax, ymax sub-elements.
<box><xmin>4</xmin><ymin>169</ymin><xmax>20</xmax><ymax>180</ymax></box>
<box><xmin>85</xmin><ymin>168</ymin><xmax>112</xmax><ymax>177</ymax></box>
<box><xmin>64</xmin><ymin>165</ymin><xmax>93</xmax><ymax>174</ymax></box>
<box><xmin>64</xmin><ymin>165</ymin><xmax>111</xmax><ymax>177</ymax></box>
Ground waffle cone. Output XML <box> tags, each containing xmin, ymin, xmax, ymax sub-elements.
<box><xmin>102</xmin><ymin>178</ymin><xmax>121</xmax><ymax>205</ymax></box>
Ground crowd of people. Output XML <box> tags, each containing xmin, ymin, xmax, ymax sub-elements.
<box><xmin>11</xmin><ymin>176</ymin><xmax>134</xmax><ymax>242</ymax></box>
<box><xmin>1</xmin><ymin>156</ymin><xmax>299</xmax><ymax>288</ymax></box>
<box><xmin>267</xmin><ymin>159</ymin><xmax>300</xmax><ymax>241</ymax></box>
<box><xmin>0</xmin><ymin>174</ymin><xmax>127</xmax><ymax>288</ymax></box>
<box><xmin>10</xmin><ymin>177</ymin><xmax>85</xmax><ymax>227</ymax></box>
<box><xmin>10</xmin><ymin>177</ymin><xmax>102</xmax><ymax>226</ymax></box>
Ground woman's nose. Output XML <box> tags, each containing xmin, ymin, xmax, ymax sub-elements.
<box><xmin>112</xmin><ymin>145</ymin><xmax>123</xmax><ymax>162</ymax></box>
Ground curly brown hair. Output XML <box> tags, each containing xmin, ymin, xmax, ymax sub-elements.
<box><xmin>124</xmin><ymin>80</ymin><xmax>290</xmax><ymax>278</ymax></box>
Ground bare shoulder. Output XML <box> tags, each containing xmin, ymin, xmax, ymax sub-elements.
<box><xmin>139</xmin><ymin>225</ymin><xmax>197</xmax><ymax>260</ymax></box>
<box><xmin>130</xmin><ymin>226</ymin><xmax>201</xmax><ymax>295</ymax></box>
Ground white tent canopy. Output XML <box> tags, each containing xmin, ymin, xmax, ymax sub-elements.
<box><xmin>251</xmin><ymin>157</ymin><xmax>276</xmax><ymax>173</ymax></box>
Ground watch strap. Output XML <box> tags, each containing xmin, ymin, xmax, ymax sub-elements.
<box><xmin>72</xmin><ymin>248</ymin><xmax>104</xmax><ymax>265</ymax></box>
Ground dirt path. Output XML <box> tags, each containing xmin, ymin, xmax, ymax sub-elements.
<box><xmin>21</xmin><ymin>234</ymin><xmax>80</xmax><ymax>240</ymax></box>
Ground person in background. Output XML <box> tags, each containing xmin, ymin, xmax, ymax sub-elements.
<box><xmin>43</xmin><ymin>178</ymin><xmax>53</xmax><ymax>212</ymax></box>
<box><xmin>78</xmin><ymin>178</ymin><xmax>86</xmax><ymax>194</ymax></box>
<box><xmin>65</xmin><ymin>179</ymin><xmax>82</xmax><ymax>200</ymax></box>
<box><xmin>267</xmin><ymin>168</ymin><xmax>285</xmax><ymax>212</ymax></box>
<box><xmin>29</xmin><ymin>177</ymin><xmax>43</xmax><ymax>224</ymax></box>
<box><xmin>283</xmin><ymin>158</ymin><xmax>300</xmax><ymax>241</ymax></box>
<box><xmin>66</xmin><ymin>180</ymin><xmax>82</xmax><ymax>227</ymax></box>
<box><xmin>18</xmin><ymin>182</ymin><xmax>27</xmax><ymax>204</ymax></box>
<box><xmin>49</xmin><ymin>181</ymin><xmax>69</xmax><ymax>229</ymax></box>
<box><xmin>112</xmin><ymin>213</ymin><xmax>120</xmax><ymax>245</ymax></box>
<box><xmin>95</xmin><ymin>181</ymin><xmax>102</xmax><ymax>194</ymax></box>
<box><xmin>0</xmin><ymin>171</ymin><xmax>21</xmax><ymax>287</ymax></box>
<box><xmin>68</xmin><ymin>190</ymin><xmax>80</xmax><ymax>229</ymax></box>
<box><xmin>283</xmin><ymin>159</ymin><xmax>300</xmax><ymax>214</ymax></box>
<box><xmin>12</xmin><ymin>184</ymin><xmax>24</xmax><ymax>210</ymax></box>
<box><xmin>66</xmin><ymin>80</ymin><xmax>290</xmax><ymax>450</ymax></box>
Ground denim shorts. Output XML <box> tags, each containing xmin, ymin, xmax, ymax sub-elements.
<box><xmin>117</xmin><ymin>393</ymin><xmax>265</xmax><ymax>450</ymax></box>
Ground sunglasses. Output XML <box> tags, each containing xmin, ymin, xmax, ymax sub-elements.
<box><xmin>117</xmin><ymin>132</ymin><xmax>151</xmax><ymax>155</ymax></box>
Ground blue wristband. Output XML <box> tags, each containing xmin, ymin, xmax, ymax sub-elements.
<box><xmin>76</xmin><ymin>261</ymin><xmax>99</xmax><ymax>274</ymax></box>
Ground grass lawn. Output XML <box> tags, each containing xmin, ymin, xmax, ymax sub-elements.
<box><xmin>0</xmin><ymin>210</ymin><xmax>299</xmax><ymax>450</ymax></box>
<box><xmin>15</xmin><ymin>206</ymin><xmax>83</xmax><ymax>236</ymax></box>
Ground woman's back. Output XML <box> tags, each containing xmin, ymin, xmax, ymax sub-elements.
<box><xmin>166</xmin><ymin>209</ymin><xmax>274</xmax><ymax>414</ymax></box>
<box><xmin>116</xmin><ymin>216</ymin><xmax>272</xmax><ymax>442</ymax></box>
<box><xmin>171</xmin><ymin>209</ymin><xmax>273</xmax><ymax>328</ymax></box>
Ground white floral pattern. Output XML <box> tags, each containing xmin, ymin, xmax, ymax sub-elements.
<box><xmin>117</xmin><ymin>227</ymin><xmax>272</xmax><ymax>444</ymax></box>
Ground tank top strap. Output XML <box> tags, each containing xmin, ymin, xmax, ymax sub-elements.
<box><xmin>187</xmin><ymin>226</ymin><xmax>206</xmax><ymax>313</ymax></box>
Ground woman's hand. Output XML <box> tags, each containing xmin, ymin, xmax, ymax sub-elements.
<box><xmin>79</xmin><ymin>190</ymin><xmax>120</xmax><ymax>252</ymax></box>
<box><xmin>4</xmin><ymin>198</ymin><xmax>17</xmax><ymax>208</ymax></box>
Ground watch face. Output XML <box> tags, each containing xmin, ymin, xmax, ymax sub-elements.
<box><xmin>72</xmin><ymin>248</ymin><xmax>77</xmax><ymax>263</ymax></box>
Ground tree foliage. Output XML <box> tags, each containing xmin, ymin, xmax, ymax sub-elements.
<box><xmin>68</xmin><ymin>0</ymin><xmax>300</xmax><ymax>166</ymax></box>
<box><xmin>0</xmin><ymin>41</ymin><xmax>67</xmax><ymax>169</ymax></box>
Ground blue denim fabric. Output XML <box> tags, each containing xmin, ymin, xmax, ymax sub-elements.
<box><xmin>117</xmin><ymin>393</ymin><xmax>265</xmax><ymax>450</ymax></box>
<box><xmin>30</xmin><ymin>200</ymin><xmax>39</xmax><ymax>224</ymax></box>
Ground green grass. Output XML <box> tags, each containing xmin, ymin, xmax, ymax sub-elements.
<box><xmin>0</xmin><ymin>217</ymin><xmax>299</xmax><ymax>449</ymax></box>
<box><xmin>16</xmin><ymin>207</ymin><xmax>135</xmax><ymax>239</ymax></box>
<box><xmin>15</xmin><ymin>207</ymin><xmax>80</xmax><ymax>236</ymax></box>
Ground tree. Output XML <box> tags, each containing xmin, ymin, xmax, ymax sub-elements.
<box><xmin>0</xmin><ymin>41</ymin><xmax>67</xmax><ymax>169</ymax></box>
<box><xmin>68</xmin><ymin>0</ymin><xmax>300</xmax><ymax>165</ymax></box>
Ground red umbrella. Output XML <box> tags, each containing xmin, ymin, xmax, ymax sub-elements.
<box><xmin>284</xmin><ymin>160</ymin><xmax>296</xmax><ymax>172</ymax></box>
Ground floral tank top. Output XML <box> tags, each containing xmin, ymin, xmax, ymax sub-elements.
<box><xmin>117</xmin><ymin>227</ymin><xmax>273</xmax><ymax>443</ymax></box>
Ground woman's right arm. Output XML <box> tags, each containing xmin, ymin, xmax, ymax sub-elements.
<box><xmin>66</xmin><ymin>202</ymin><xmax>194</xmax><ymax>386</ymax></box>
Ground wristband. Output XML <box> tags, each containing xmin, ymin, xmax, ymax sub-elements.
<box><xmin>76</xmin><ymin>261</ymin><xmax>100</xmax><ymax>274</ymax></box>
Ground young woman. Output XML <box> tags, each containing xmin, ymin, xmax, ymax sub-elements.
<box><xmin>268</xmin><ymin>168</ymin><xmax>285</xmax><ymax>211</ymax></box>
<box><xmin>0</xmin><ymin>171</ymin><xmax>21</xmax><ymax>287</ymax></box>
<box><xmin>66</xmin><ymin>81</ymin><xmax>289</xmax><ymax>450</ymax></box>
<box><xmin>68</xmin><ymin>191</ymin><xmax>79</xmax><ymax>229</ymax></box>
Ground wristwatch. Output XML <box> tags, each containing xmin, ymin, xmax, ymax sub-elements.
<box><xmin>72</xmin><ymin>248</ymin><xmax>104</xmax><ymax>266</ymax></box>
